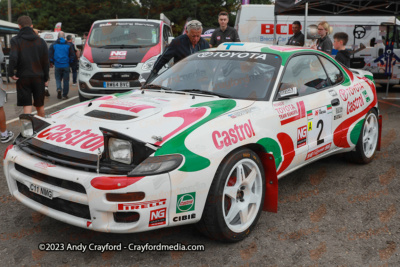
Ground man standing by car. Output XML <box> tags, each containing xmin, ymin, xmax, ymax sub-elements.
<box><xmin>49</xmin><ymin>31</ymin><xmax>75</xmax><ymax>100</ymax></box>
<box><xmin>285</xmin><ymin>21</ymin><xmax>305</xmax><ymax>46</ymax></box>
<box><xmin>8</xmin><ymin>15</ymin><xmax>49</xmax><ymax>117</ymax></box>
<box><xmin>66</xmin><ymin>35</ymin><xmax>79</xmax><ymax>85</ymax></box>
<box><xmin>149</xmin><ymin>20</ymin><xmax>209</xmax><ymax>80</ymax></box>
<box><xmin>210</xmin><ymin>11</ymin><xmax>240</xmax><ymax>47</ymax></box>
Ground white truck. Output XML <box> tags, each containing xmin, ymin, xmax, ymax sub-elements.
<box><xmin>235</xmin><ymin>4</ymin><xmax>400</xmax><ymax>87</ymax></box>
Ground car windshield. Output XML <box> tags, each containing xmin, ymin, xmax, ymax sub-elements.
<box><xmin>151</xmin><ymin>51</ymin><xmax>281</xmax><ymax>100</ymax></box>
<box><xmin>89</xmin><ymin>21</ymin><xmax>159</xmax><ymax>48</ymax></box>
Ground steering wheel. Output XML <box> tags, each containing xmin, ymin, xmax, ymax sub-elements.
<box><xmin>353</xmin><ymin>26</ymin><xmax>366</xmax><ymax>39</ymax></box>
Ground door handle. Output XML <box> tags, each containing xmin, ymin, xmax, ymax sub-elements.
<box><xmin>331</xmin><ymin>98</ymin><xmax>340</xmax><ymax>106</ymax></box>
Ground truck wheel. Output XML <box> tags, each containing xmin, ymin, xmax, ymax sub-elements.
<box><xmin>347</xmin><ymin>109</ymin><xmax>379</xmax><ymax>164</ymax></box>
<box><xmin>79</xmin><ymin>92</ymin><xmax>90</xmax><ymax>102</ymax></box>
<box><xmin>197</xmin><ymin>148</ymin><xmax>265</xmax><ymax>242</ymax></box>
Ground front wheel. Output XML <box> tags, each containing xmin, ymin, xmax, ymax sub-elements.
<box><xmin>197</xmin><ymin>149</ymin><xmax>265</xmax><ymax>242</ymax></box>
<box><xmin>347</xmin><ymin>109</ymin><xmax>379</xmax><ymax>163</ymax></box>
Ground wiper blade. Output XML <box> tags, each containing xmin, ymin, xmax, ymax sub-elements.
<box><xmin>97</xmin><ymin>45</ymin><xmax>142</xmax><ymax>48</ymax></box>
<box><xmin>181</xmin><ymin>89</ymin><xmax>229</xmax><ymax>98</ymax></box>
<box><xmin>142</xmin><ymin>84</ymin><xmax>172</xmax><ymax>91</ymax></box>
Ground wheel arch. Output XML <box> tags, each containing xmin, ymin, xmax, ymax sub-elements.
<box><xmin>239</xmin><ymin>143</ymin><xmax>279</xmax><ymax>213</ymax></box>
<box><xmin>371</xmin><ymin>107</ymin><xmax>382</xmax><ymax>151</ymax></box>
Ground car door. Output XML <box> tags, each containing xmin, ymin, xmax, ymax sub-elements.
<box><xmin>276</xmin><ymin>54</ymin><xmax>335</xmax><ymax>165</ymax></box>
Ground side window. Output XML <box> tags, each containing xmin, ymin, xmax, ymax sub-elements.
<box><xmin>279</xmin><ymin>55</ymin><xmax>329</xmax><ymax>97</ymax></box>
<box><xmin>319</xmin><ymin>56</ymin><xmax>344</xmax><ymax>86</ymax></box>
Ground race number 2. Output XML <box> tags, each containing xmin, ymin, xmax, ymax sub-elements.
<box><xmin>307</xmin><ymin>105</ymin><xmax>333</xmax><ymax>155</ymax></box>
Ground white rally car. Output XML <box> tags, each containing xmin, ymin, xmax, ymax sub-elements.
<box><xmin>4</xmin><ymin>43</ymin><xmax>381</xmax><ymax>242</ymax></box>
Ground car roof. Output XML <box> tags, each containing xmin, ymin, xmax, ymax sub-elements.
<box><xmin>213</xmin><ymin>42</ymin><xmax>313</xmax><ymax>53</ymax></box>
<box><xmin>93</xmin><ymin>19</ymin><xmax>162</xmax><ymax>24</ymax></box>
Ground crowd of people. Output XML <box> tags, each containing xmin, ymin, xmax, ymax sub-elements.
<box><xmin>0</xmin><ymin>14</ymin><xmax>351</xmax><ymax>144</ymax></box>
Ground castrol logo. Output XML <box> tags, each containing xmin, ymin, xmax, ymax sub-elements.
<box><xmin>212</xmin><ymin>120</ymin><xmax>255</xmax><ymax>150</ymax></box>
<box><xmin>36</xmin><ymin>124</ymin><xmax>103</xmax><ymax>152</ymax></box>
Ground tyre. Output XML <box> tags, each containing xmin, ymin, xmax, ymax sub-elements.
<box><xmin>78</xmin><ymin>92</ymin><xmax>90</xmax><ymax>102</ymax></box>
<box><xmin>347</xmin><ymin>109</ymin><xmax>379</xmax><ymax>164</ymax></box>
<box><xmin>197</xmin><ymin>148</ymin><xmax>265</xmax><ymax>242</ymax></box>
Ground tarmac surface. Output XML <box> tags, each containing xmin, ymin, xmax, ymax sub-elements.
<box><xmin>0</xmin><ymin>71</ymin><xmax>399</xmax><ymax>266</ymax></box>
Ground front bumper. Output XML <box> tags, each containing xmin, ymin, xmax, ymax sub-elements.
<box><xmin>78</xmin><ymin>63</ymin><xmax>148</xmax><ymax>99</ymax></box>
<box><xmin>4</xmin><ymin>147</ymin><xmax>171</xmax><ymax>233</ymax></box>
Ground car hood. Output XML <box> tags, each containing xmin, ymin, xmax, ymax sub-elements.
<box><xmin>34</xmin><ymin>90</ymin><xmax>254</xmax><ymax>155</ymax></box>
<box><xmin>90</xmin><ymin>45</ymin><xmax>154</xmax><ymax>64</ymax></box>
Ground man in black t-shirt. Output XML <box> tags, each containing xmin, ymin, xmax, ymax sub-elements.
<box><xmin>210</xmin><ymin>11</ymin><xmax>240</xmax><ymax>47</ymax></box>
<box><xmin>285</xmin><ymin>21</ymin><xmax>305</xmax><ymax>46</ymax></box>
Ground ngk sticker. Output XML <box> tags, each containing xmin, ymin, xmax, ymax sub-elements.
<box><xmin>109</xmin><ymin>51</ymin><xmax>127</xmax><ymax>60</ymax></box>
<box><xmin>149</xmin><ymin>208</ymin><xmax>166</xmax><ymax>227</ymax></box>
<box><xmin>297</xmin><ymin>126</ymin><xmax>307</xmax><ymax>148</ymax></box>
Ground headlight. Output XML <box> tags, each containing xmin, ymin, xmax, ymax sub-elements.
<box><xmin>128</xmin><ymin>154</ymin><xmax>183</xmax><ymax>177</ymax></box>
<box><xmin>109</xmin><ymin>138</ymin><xmax>133</xmax><ymax>165</ymax></box>
<box><xmin>141</xmin><ymin>56</ymin><xmax>159</xmax><ymax>71</ymax></box>
<box><xmin>20</xmin><ymin>119</ymin><xmax>33</xmax><ymax>138</ymax></box>
<box><xmin>80</xmin><ymin>56</ymin><xmax>93</xmax><ymax>71</ymax></box>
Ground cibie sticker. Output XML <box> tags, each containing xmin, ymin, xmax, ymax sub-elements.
<box><xmin>149</xmin><ymin>208</ymin><xmax>166</xmax><ymax>227</ymax></box>
<box><xmin>176</xmin><ymin>192</ymin><xmax>196</xmax><ymax>213</ymax></box>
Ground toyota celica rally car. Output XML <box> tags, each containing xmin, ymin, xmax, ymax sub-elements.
<box><xmin>4</xmin><ymin>43</ymin><xmax>381</xmax><ymax>242</ymax></box>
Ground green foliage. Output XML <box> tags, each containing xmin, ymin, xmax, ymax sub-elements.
<box><xmin>0</xmin><ymin>0</ymin><xmax>272</xmax><ymax>36</ymax></box>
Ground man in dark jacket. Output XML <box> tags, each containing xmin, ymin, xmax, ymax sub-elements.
<box><xmin>150</xmin><ymin>20</ymin><xmax>209</xmax><ymax>81</ymax></box>
<box><xmin>210</xmin><ymin>11</ymin><xmax>240</xmax><ymax>47</ymax></box>
<box><xmin>66</xmin><ymin>35</ymin><xmax>79</xmax><ymax>85</ymax></box>
<box><xmin>8</xmin><ymin>15</ymin><xmax>49</xmax><ymax>117</ymax></box>
<box><xmin>49</xmin><ymin>31</ymin><xmax>75</xmax><ymax>100</ymax></box>
<box><xmin>286</xmin><ymin>21</ymin><xmax>305</xmax><ymax>46</ymax></box>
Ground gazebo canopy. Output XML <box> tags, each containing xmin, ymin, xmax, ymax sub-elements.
<box><xmin>275</xmin><ymin>0</ymin><xmax>400</xmax><ymax>16</ymax></box>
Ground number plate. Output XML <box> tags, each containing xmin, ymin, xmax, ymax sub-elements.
<box><xmin>104</xmin><ymin>82</ymin><xmax>130</xmax><ymax>88</ymax></box>
<box><xmin>29</xmin><ymin>183</ymin><xmax>53</xmax><ymax>199</ymax></box>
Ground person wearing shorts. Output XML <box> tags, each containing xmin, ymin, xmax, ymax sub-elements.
<box><xmin>8</xmin><ymin>15</ymin><xmax>49</xmax><ymax>117</ymax></box>
<box><xmin>0</xmin><ymin>50</ymin><xmax>13</xmax><ymax>143</ymax></box>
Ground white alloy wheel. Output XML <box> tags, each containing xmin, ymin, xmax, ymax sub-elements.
<box><xmin>362</xmin><ymin>112</ymin><xmax>378</xmax><ymax>158</ymax></box>
<box><xmin>222</xmin><ymin>159</ymin><xmax>263</xmax><ymax>233</ymax></box>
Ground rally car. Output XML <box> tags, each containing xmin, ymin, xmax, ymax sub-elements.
<box><xmin>4</xmin><ymin>43</ymin><xmax>381</xmax><ymax>242</ymax></box>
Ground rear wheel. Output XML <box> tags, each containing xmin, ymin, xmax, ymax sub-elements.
<box><xmin>347</xmin><ymin>109</ymin><xmax>379</xmax><ymax>163</ymax></box>
<box><xmin>197</xmin><ymin>149</ymin><xmax>265</xmax><ymax>242</ymax></box>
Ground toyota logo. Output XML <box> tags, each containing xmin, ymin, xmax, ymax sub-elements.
<box><xmin>112</xmin><ymin>64</ymin><xmax>123</xmax><ymax>68</ymax></box>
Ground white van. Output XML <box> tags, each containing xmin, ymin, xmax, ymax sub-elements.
<box><xmin>235</xmin><ymin>4</ymin><xmax>400</xmax><ymax>86</ymax></box>
<box><xmin>40</xmin><ymin>32</ymin><xmax>80</xmax><ymax>48</ymax></box>
<box><xmin>78</xmin><ymin>14</ymin><xmax>173</xmax><ymax>101</ymax></box>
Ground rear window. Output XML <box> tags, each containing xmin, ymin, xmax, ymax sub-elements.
<box><xmin>89</xmin><ymin>21</ymin><xmax>160</xmax><ymax>48</ymax></box>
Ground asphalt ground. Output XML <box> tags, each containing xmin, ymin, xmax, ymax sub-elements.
<box><xmin>0</xmin><ymin>74</ymin><xmax>399</xmax><ymax>266</ymax></box>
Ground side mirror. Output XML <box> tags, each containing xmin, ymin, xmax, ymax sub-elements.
<box><xmin>168</xmin><ymin>37</ymin><xmax>174</xmax><ymax>44</ymax></box>
<box><xmin>278</xmin><ymin>86</ymin><xmax>298</xmax><ymax>99</ymax></box>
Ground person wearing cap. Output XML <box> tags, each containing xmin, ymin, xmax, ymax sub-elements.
<box><xmin>285</xmin><ymin>21</ymin><xmax>304</xmax><ymax>46</ymax></box>
<box><xmin>150</xmin><ymin>20</ymin><xmax>210</xmax><ymax>78</ymax></box>
<box><xmin>210</xmin><ymin>11</ymin><xmax>240</xmax><ymax>47</ymax></box>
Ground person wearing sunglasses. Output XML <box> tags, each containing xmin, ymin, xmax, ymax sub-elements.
<box><xmin>311</xmin><ymin>21</ymin><xmax>333</xmax><ymax>55</ymax></box>
<box><xmin>150</xmin><ymin>20</ymin><xmax>210</xmax><ymax>78</ymax></box>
